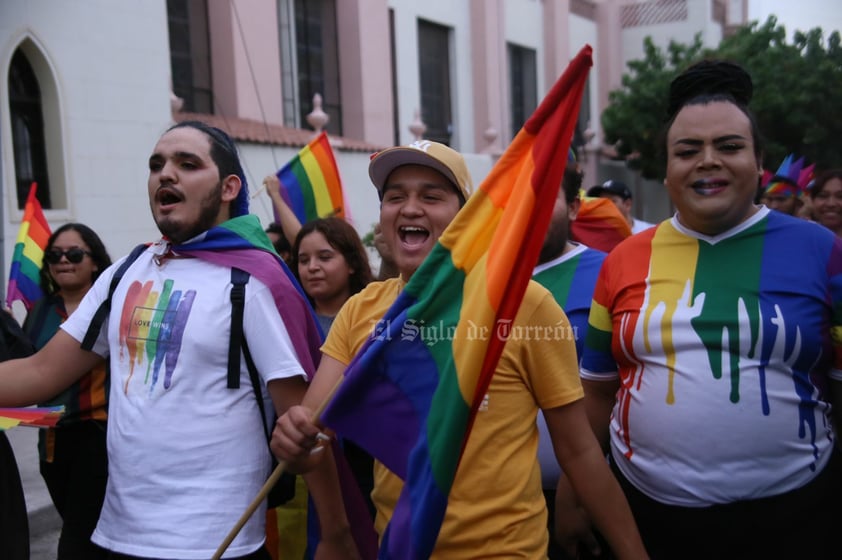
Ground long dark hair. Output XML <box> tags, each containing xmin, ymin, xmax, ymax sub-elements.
<box><xmin>40</xmin><ymin>223</ymin><xmax>112</xmax><ymax>296</ymax></box>
<box><xmin>292</xmin><ymin>218</ymin><xmax>372</xmax><ymax>299</ymax></box>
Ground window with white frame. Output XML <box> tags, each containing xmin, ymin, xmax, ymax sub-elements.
<box><xmin>508</xmin><ymin>43</ymin><xmax>537</xmax><ymax>140</ymax></box>
<box><xmin>167</xmin><ymin>0</ymin><xmax>214</xmax><ymax>114</ymax></box>
<box><xmin>278</xmin><ymin>0</ymin><xmax>342</xmax><ymax>135</ymax></box>
<box><xmin>8</xmin><ymin>48</ymin><xmax>52</xmax><ymax>210</ymax></box>
<box><xmin>417</xmin><ymin>19</ymin><xmax>452</xmax><ymax>146</ymax></box>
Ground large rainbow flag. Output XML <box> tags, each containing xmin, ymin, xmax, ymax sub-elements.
<box><xmin>6</xmin><ymin>182</ymin><xmax>51</xmax><ymax>312</ymax></box>
<box><xmin>321</xmin><ymin>45</ymin><xmax>592</xmax><ymax>558</ymax></box>
<box><xmin>275</xmin><ymin>132</ymin><xmax>347</xmax><ymax>224</ymax></box>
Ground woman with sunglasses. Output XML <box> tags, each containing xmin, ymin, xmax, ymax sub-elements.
<box><xmin>23</xmin><ymin>223</ymin><xmax>112</xmax><ymax>559</ymax></box>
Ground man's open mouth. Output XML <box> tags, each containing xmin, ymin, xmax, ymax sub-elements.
<box><xmin>399</xmin><ymin>226</ymin><xmax>430</xmax><ymax>245</ymax></box>
<box><xmin>156</xmin><ymin>186</ymin><xmax>184</xmax><ymax>206</ymax></box>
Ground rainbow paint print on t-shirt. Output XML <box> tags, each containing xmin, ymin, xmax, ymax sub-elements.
<box><xmin>583</xmin><ymin>210</ymin><xmax>842</xmax><ymax>472</ymax></box>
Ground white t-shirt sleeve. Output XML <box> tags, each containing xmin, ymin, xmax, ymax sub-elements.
<box><xmin>242</xmin><ymin>278</ymin><xmax>308</xmax><ymax>384</ymax></box>
<box><xmin>60</xmin><ymin>257</ymin><xmax>126</xmax><ymax>357</ymax></box>
<box><xmin>579</xmin><ymin>366</ymin><xmax>619</xmax><ymax>381</ymax></box>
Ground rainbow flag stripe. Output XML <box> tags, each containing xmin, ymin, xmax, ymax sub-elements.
<box><xmin>321</xmin><ymin>45</ymin><xmax>592</xmax><ymax>559</ymax></box>
<box><xmin>6</xmin><ymin>183</ymin><xmax>51</xmax><ymax>311</ymax></box>
<box><xmin>276</xmin><ymin>132</ymin><xmax>346</xmax><ymax>224</ymax></box>
<box><xmin>0</xmin><ymin>406</ymin><xmax>64</xmax><ymax>431</ymax></box>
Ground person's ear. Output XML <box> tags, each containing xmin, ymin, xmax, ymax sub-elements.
<box><xmin>220</xmin><ymin>174</ymin><xmax>242</xmax><ymax>204</ymax></box>
<box><xmin>568</xmin><ymin>198</ymin><xmax>581</xmax><ymax>221</ymax></box>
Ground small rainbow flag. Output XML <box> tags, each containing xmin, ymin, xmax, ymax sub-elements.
<box><xmin>321</xmin><ymin>45</ymin><xmax>592</xmax><ymax>558</ymax></box>
<box><xmin>6</xmin><ymin>182</ymin><xmax>51</xmax><ymax>312</ymax></box>
<box><xmin>0</xmin><ymin>406</ymin><xmax>64</xmax><ymax>431</ymax></box>
<box><xmin>275</xmin><ymin>132</ymin><xmax>347</xmax><ymax>224</ymax></box>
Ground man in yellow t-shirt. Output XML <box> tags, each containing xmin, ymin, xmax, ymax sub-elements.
<box><xmin>272</xmin><ymin>141</ymin><xmax>647</xmax><ymax>559</ymax></box>
<box><xmin>322</xmin><ymin>275</ymin><xmax>582</xmax><ymax>557</ymax></box>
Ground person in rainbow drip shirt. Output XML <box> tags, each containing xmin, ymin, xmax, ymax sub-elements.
<box><xmin>556</xmin><ymin>60</ymin><xmax>842</xmax><ymax>559</ymax></box>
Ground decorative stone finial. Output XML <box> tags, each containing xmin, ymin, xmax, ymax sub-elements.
<box><xmin>483</xmin><ymin>124</ymin><xmax>498</xmax><ymax>146</ymax></box>
<box><xmin>306</xmin><ymin>93</ymin><xmax>329</xmax><ymax>133</ymax></box>
<box><xmin>408</xmin><ymin>109</ymin><xmax>426</xmax><ymax>140</ymax></box>
<box><xmin>481</xmin><ymin>123</ymin><xmax>502</xmax><ymax>156</ymax></box>
<box><xmin>170</xmin><ymin>90</ymin><xmax>184</xmax><ymax>113</ymax></box>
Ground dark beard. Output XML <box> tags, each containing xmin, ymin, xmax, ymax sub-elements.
<box><xmin>538</xmin><ymin>220</ymin><xmax>570</xmax><ymax>264</ymax></box>
<box><xmin>155</xmin><ymin>182</ymin><xmax>224</xmax><ymax>244</ymax></box>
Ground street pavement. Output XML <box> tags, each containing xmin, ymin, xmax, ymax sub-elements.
<box><xmin>7</xmin><ymin>427</ymin><xmax>62</xmax><ymax>559</ymax></box>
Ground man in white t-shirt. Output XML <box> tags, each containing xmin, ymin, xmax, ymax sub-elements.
<box><xmin>587</xmin><ymin>179</ymin><xmax>655</xmax><ymax>234</ymax></box>
<box><xmin>0</xmin><ymin>121</ymin><xmax>354</xmax><ymax>559</ymax></box>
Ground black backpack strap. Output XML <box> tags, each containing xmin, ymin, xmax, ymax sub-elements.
<box><xmin>243</xmin><ymin>329</ymin><xmax>271</xmax><ymax>441</ymax></box>
<box><xmin>228</xmin><ymin>268</ymin><xmax>250</xmax><ymax>389</ymax></box>
<box><xmin>228</xmin><ymin>267</ymin><xmax>272</xmax><ymax>440</ymax></box>
<box><xmin>229</xmin><ymin>267</ymin><xmax>296</xmax><ymax>506</ymax></box>
<box><xmin>81</xmin><ymin>243</ymin><xmax>148</xmax><ymax>351</ymax></box>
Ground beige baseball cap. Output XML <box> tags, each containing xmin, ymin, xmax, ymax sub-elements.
<box><xmin>369</xmin><ymin>140</ymin><xmax>473</xmax><ymax>201</ymax></box>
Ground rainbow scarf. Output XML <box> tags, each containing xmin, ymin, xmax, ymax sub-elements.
<box><xmin>321</xmin><ymin>45</ymin><xmax>592</xmax><ymax>559</ymax></box>
<box><xmin>6</xmin><ymin>183</ymin><xmax>51</xmax><ymax>311</ymax></box>
<box><xmin>172</xmin><ymin>215</ymin><xmax>322</xmax><ymax>373</ymax></box>
<box><xmin>276</xmin><ymin>132</ymin><xmax>347</xmax><ymax>224</ymax></box>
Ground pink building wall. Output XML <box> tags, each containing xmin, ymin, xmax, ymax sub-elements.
<box><xmin>470</xmin><ymin>0</ymin><xmax>506</xmax><ymax>154</ymax></box>
<box><xmin>198</xmin><ymin>0</ymin><xmax>733</xmax><ymax>222</ymax></box>
<box><xmin>208</xmin><ymin>0</ymin><xmax>284</xmax><ymax>124</ymax></box>
<box><xmin>336</xmin><ymin>0</ymin><xmax>394</xmax><ymax>146</ymax></box>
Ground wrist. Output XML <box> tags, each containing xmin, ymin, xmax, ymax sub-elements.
<box><xmin>321</xmin><ymin>522</ymin><xmax>352</xmax><ymax>542</ymax></box>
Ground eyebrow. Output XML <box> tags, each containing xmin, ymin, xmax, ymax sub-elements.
<box><xmin>673</xmin><ymin>134</ymin><xmax>747</xmax><ymax>146</ymax></box>
<box><xmin>149</xmin><ymin>150</ymin><xmax>201</xmax><ymax>163</ymax></box>
<box><xmin>383</xmin><ymin>181</ymin><xmax>452</xmax><ymax>192</ymax></box>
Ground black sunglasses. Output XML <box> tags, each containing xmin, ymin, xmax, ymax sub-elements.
<box><xmin>44</xmin><ymin>247</ymin><xmax>92</xmax><ymax>265</ymax></box>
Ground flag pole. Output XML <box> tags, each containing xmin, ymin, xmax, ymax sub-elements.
<box><xmin>212</xmin><ymin>376</ymin><xmax>343</xmax><ymax>560</ymax></box>
<box><xmin>249</xmin><ymin>183</ymin><xmax>267</xmax><ymax>200</ymax></box>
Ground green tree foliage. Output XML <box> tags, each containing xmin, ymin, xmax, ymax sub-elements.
<box><xmin>602</xmin><ymin>17</ymin><xmax>842</xmax><ymax>179</ymax></box>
